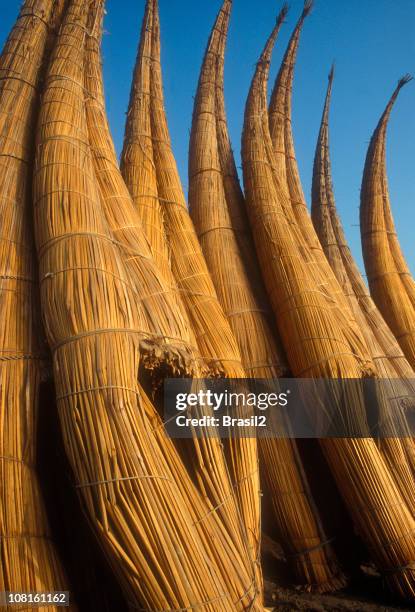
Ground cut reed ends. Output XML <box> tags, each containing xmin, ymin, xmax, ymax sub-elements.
<box><xmin>83</xmin><ymin>0</ymin><xmax>203</xmax><ymax>385</ymax></box>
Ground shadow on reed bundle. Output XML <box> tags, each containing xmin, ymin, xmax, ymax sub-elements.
<box><xmin>83</xmin><ymin>5</ymin><xmax>264</xmax><ymax>609</ymax></box>
<box><xmin>189</xmin><ymin>0</ymin><xmax>345</xmax><ymax>594</ymax></box>
<box><xmin>241</xmin><ymin>5</ymin><xmax>415</xmax><ymax>602</ymax></box>
<box><xmin>311</xmin><ymin>68</ymin><xmax>415</xmax><ymax>493</ymax></box>
<box><xmin>0</xmin><ymin>1</ymin><xmax>73</xmax><ymax>606</ymax></box>
<box><xmin>33</xmin><ymin>1</ymin><xmax>257</xmax><ymax>609</ymax></box>
<box><xmin>121</xmin><ymin>0</ymin><xmax>262</xmax><ymax>596</ymax></box>
<box><xmin>360</xmin><ymin>76</ymin><xmax>415</xmax><ymax>370</ymax></box>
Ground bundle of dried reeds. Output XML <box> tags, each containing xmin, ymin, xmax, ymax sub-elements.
<box><xmin>311</xmin><ymin>67</ymin><xmax>415</xmax><ymax>504</ymax></box>
<box><xmin>121</xmin><ymin>0</ymin><xmax>262</xmax><ymax>595</ymax></box>
<box><xmin>268</xmin><ymin>1</ymin><xmax>372</xmax><ymax>355</ymax></box>
<box><xmin>83</xmin><ymin>5</ymin><xmax>263</xmax><ymax>609</ymax></box>
<box><xmin>189</xmin><ymin>0</ymin><xmax>285</xmax><ymax>380</ymax></box>
<box><xmin>33</xmin><ymin>1</ymin><xmax>261</xmax><ymax>608</ymax></box>
<box><xmin>360</xmin><ymin>76</ymin><xmax>415</xmax><ymax>370</ymax></box>
<box><xmin>189</xmin><ymin>0</ymin><xmax>345</xmax><ymax>593</ymax></box>
<box><xmin>242</xmin><ymin>7</ymin><xmax>415</xmax><ymax>600</ymax></box>
<box><xmin>0</xmin><ymin>0</ymin><xmax>73</xmax><ymax>605</ymax></box>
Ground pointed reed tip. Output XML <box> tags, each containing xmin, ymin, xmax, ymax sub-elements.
<box><xmin>278</xmin><ymin>2</ymin><xmax>289</xmax><ymax>24</ymax></box>
<box><xmin>328</xmin><ymin>63</ymin><xmax>335</xmax><ymax>83</ymax></box>
<box><xmin>302</xmin><ymin>0</ymin><xmax>314</xmax><ymax>18</ymax></box>
<box><xmin>397</xmin><ymin>73</ymin><xmax>413</xmax><ymax>90</ymax></box>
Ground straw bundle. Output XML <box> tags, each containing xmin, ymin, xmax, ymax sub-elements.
<box><xmin>268</xmin><ymin>1</ymin><xmax>372</xmax><ymax>355</ymax></box>
<box><xmin>0</xmin><ymin>0</ymin><xmax>73</xmax><ymax>605</ymax></box>
<box><xmin>121</xmin><ymin>0</ymin><xmax>262</xmax><ymax>593</ymax></box>
<box><xmin>189</xmin><ymin>0</ymin><xmax>286</xmax><ymax>380</ymax></box>
<box><xmin>360</xmin><ymin>76</ymin><xmax>415</xmax><ymax>370</ymax></box>
<box><xmin>33</xmin><ymin>1</ymin><xmax>261</xmax><ymax>608</ymax></box>
<box><xmin>311</xmin><ymin>68</ymin><xmax>415</xmax><ymax>504</ymax></box>
<box><xmin>189</xmin><ymin>0</ymin><xmax>345</xmax><ymax>593</ymax></box>
<box><xmin>83</xmin><ymin>6</ymin><xmax>264</xmax><ymax>610</ymax></box>
<box><xmin>241</xmin><ymin>7</ymin><xmax>415</xmax><ymax>601</ymax></box>
<box><xmin>213</xmin><ymin>3</ymin><xmax>275</xmax><ymax>307</ymax></box>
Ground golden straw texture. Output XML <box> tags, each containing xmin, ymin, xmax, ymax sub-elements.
<box><xmin>33</xmin><ymin>1</ymin><xmax>252</xmax><ymax>609</ymax></box>
<box><xmin>242</xmin><ymin>7</ymin><xmax>415</xmax><ymax>601</ymax></box>
<box><xmin>311</xmin><ymin>67</ymin><xmax>415</xmax><ymax>507</ymax></box>
<box><xmin>189</xmin><ymin>0</ymin><xmax>345</xmax><ymax>593</ymax></box>
<box><xmin>121</xmin><ymin>1</ymin><xmax>262</xmax><ymax>597</ymax></box>
<box><xmin>360</xmin><ymin>76</ymin><xmax>415</xmax><ymax>370</ymax></box>
<box><xmin>0</xmin><ymin>1</ymin><xmax>73</xmax><ymax>606</ymax></box>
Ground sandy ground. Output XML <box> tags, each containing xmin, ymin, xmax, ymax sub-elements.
<box><xmin>265</xmin><ymin>583</ymin><xmax>413</xmax><ymax>611</ymax></box>
<box><xmin>262</xmin><ymin>533</ymin><xmax>413</xmax><ymax>612</ymax></box>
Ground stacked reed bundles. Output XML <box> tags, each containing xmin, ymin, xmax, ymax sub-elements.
<box><xmin>241</xmin><ymin>8</ymin><xmax>415</xmax><ymax>601</ymax></box>
<box><xmin>33</xmin><ymin>1</ymin><xmax>248</xmax><ymax>608</ymax></box>
<box><xmin>83</xmin><ymin>6</ymin><xmax>263</xmax><ymax>609</ymax></box>
<box><xmin>121</xmin><ymin>0</ymin><xmax>262</xmax><ymax>594</ymax></box>
<box><xmin>268</xmin><ymin>1</ymin><xmax>372</xmax><ymax>356</ymax></box>
<box><xmin>82</xmin><ymin>1</ymin><xmax>202</xmax><ymax>383</ymax></box>
<box><xmin>0</xmin><ymin>1</ymin><xmax>73</xmax><ymax>605</ymax></box>
<box><xmin>122</xmin><ymin>1</ymin><xmax>244</xmax><ymax>378</ymax></box>
<box><xmin>267</xmin><ymin>1</ymin><xmax>415</xmax><ymax>502</ymax></box>
<box><xmin>311</xmin><ymin>69</ymin><xmax>415</xmax><ymax>488</ymax></box>
<box><xmin>360</xmin><ymin>76</ymin><xmax>415</xmax><ymax>370</ymax></box>
<box><xmin>189</xmin><ymin>0</ymin><xmax>345</xmax><ymax>593</ymax></box>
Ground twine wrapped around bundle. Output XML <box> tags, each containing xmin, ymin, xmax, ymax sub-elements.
<box><xmin>121</xmin><ymin>0</ymin><xmax>262</xmax><ymax>597</ymax></box>
<box><xmin>242</xmin><ymin>3</ymin><xmax>415</xmax><ymax>601</ymax></box>
<box><xmin>360</xmin><ymin>75</ymin><xmax>415</xmax><ymax>370</ymax></box>
<box><xmin>0</xmin><ymin>1</ymin><xmax>73</xmax><ymax>607</ymax></box>
<box><xmin>33</xmin><ymin>1</ymin><xmax>252</xmax><ymax>609</ymax></box>
<box><xmin>311</xmin><ymin>68</ymin><xmax>415</xmax><ymax>498</ymax></box>
<box><xmin>189</xmin><ymin>0</ymin><xmax>345</xmax><ymax>593</ymax></box>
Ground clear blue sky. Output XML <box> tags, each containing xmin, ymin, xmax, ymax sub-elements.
<box><xmin>1</xmin><ymin>1</ymin><xmax>414</xmax><ymax>275</ymax></box>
